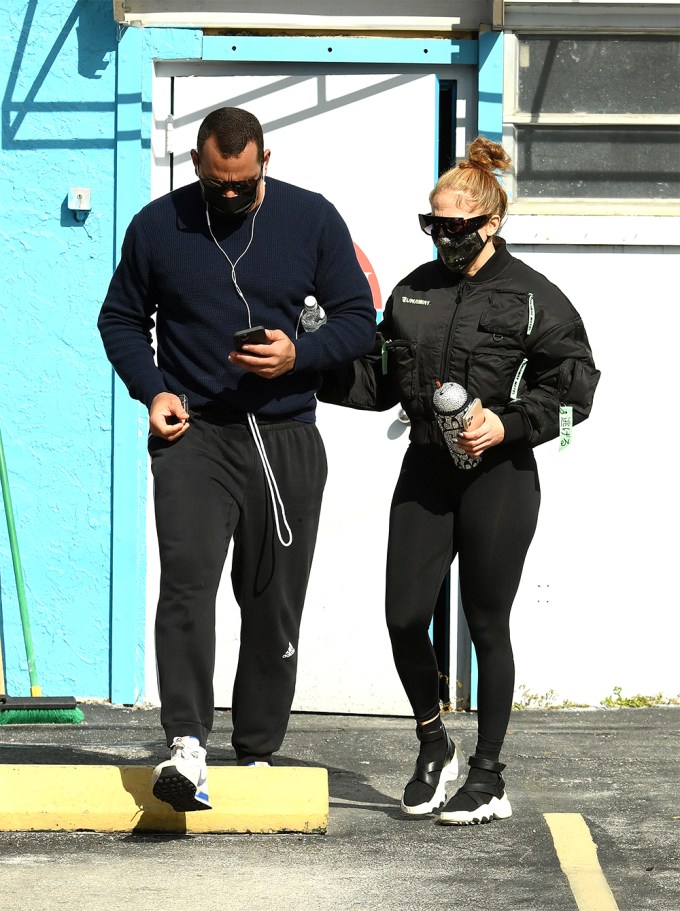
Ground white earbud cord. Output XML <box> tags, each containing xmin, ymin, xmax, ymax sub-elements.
<box><xmin>205</xmin><ymin>200</ymin><xmax>261</xmax><ymax>326</ymax></box>
<box><xmin>205</xmin><ymin>191</ymin><xmax>293</xmax><ymax>547</ymax></box>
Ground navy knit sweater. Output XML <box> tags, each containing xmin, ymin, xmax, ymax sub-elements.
<box><xmin>98</xmin><ymin>178</ymin><xmax>376</xmax><ymax>421</ymax></box>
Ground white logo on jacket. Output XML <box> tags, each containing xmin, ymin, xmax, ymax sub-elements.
<box><xmin>402</xmin><ymin>297</ymin><xmax>430</xmax><ymax>306</ymax></box>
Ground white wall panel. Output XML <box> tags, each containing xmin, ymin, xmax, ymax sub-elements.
<box><xmin>170</xmin><ymin>69</ymin><xmax>439</xmax><ymax>304</ymax></box>
<box><xmin>504</xmin><ymin>245</ymin><xmax>680</xmax><ymax>704</ymax></box>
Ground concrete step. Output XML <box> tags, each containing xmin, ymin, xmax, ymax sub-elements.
<box><xmin>0</xmin><ymin>765</ymin><xmax>328</xmax><ymax>833</ymax></box>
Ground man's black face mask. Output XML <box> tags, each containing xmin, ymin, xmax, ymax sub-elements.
<box><xmin>200</xmin><ymin>180</ymin><xmax>260</xmax><ymax>219</ymax></box>
<box><xmin>198</xmin><ymin>165</ymin><xmax>264</xmax><ymax>219</ymax></box>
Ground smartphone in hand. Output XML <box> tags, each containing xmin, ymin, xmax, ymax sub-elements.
<box><xmin>233</xmin><ymin>326</ymin><xmax>269</xmax><ymax>351</ymax></box>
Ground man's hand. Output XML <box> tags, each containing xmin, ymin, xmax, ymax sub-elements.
<box><xmin>228</xmin><ymin>328</ymin><xmax>296</xmax><ymax>379</ymax></box>
<box><xmin>149</xmin><ymin>392</ymin><xmax>190</xmax><ymax>441</ymax></box>
<box><xmin>456</xmin><ymin>409</ymin><xmax>505</xmax><ymax>457</ymax></box>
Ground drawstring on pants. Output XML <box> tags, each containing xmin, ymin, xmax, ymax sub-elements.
<box><xmin>247</xmin><ymin>412</ymin><xmax>293</xmax><ymax>547</ymax></box>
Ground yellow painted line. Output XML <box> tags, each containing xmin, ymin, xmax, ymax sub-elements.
<box><xmin>544</xmin><ymin>813</ymin><xmax>620</xmax><ymax>911</ymax></box>
<box><xmin>0</xmin><ymin>765</ymin><xmax>328</xmax><ymax>834</ymax></box>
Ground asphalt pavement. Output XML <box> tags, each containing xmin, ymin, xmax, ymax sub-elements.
<box><xmin>0</xmin><ymin>703</ymin><xmax>677</xmax><ymax>911</ymax></box>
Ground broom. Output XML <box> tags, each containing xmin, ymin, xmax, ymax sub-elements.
<box><xmin>0</xmin><ymin>425</ymin><xmax>83</xmax><ymax>724</ymax></box>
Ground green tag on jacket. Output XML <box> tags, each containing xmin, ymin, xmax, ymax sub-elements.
<box><xmin>559</xmin><ymin>405</ymin><xmax>573</xmax><ymax>451</ymax></box>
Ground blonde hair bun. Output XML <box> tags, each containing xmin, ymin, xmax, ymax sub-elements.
<box><xmin>462</xmin><ymin>137</ymin><xmax>511</xmax><ymax>174</ymax></box>
<box><xmin>430</xmin><ymin>135</ymin><xmax>510</xmax><ymax>221</ymax></box>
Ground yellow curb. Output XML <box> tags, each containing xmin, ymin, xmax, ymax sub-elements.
<box><xmin>0</xmin><ymin>765</ymin><xmax>328</xmax><ymax>834</ymax></box>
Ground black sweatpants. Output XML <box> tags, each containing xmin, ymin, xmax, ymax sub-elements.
<box><xmin>386</xmin><ymin>441</ymin><xmax>540</xmax><ymax>755</ymax></box>
<box><xmin>149</xmin><ymin>415</ymin><xmax>327</xmax><ymax>764</ymax></box>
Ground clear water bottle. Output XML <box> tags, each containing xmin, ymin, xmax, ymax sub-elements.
<box><xmin>301</xmin><ymin>295</ymin><xmax>327</xmax><ymax>332</ymax></box>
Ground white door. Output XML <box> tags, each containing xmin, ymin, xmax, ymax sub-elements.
<box><xmin>148</xmin><ymin>63</ymin><xmax>475</xmax><ymax>713</ymax></box>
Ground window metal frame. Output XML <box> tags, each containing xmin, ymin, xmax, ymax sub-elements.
<box><xmin>495</xmin><ymin>0</ymin><xmax>680</xmax><ymax>34</ymax></box>
<box><xmin>502</xmin><ymin>31</ymin><xmax>680</xmax><ymax>216</ymax></box>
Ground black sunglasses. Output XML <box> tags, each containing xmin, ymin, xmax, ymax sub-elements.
<box><xmin>419</xmin><ymin>213</ymin><xmax>491</xmax><ymax>238</ymax></box>
<box><xmin>200</xmin><ymin>167</ymin><xmax>263</xmax><ymax>196</ymax></box>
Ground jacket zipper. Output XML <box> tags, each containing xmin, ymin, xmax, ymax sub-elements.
<box><xmin>439</xmin><ymin>280</ymin><xmax>468</xmax><ymax>383</ymax></box>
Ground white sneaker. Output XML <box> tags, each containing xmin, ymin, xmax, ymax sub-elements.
<box><xmin>152</xmin><ymin>736</ymin><xmax>211</xmax><ymax>812</ymax></box>
<box><xmin>438</xmin><ymin>756</ymin><xmax>512</xmax><ymax>825</ymax></box>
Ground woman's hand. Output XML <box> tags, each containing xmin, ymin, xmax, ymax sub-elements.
<box><xmin>456</xmin><ymin>409</ymin><xmax>505</xmax><ymax>457</ymax></box>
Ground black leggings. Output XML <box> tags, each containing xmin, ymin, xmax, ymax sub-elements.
<box><xmin>386</xmin><ymin>442</ymin><xmax>540</xmax><ymax>754</ymax></box>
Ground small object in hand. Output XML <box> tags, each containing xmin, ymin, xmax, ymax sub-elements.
<box><xmin>233</xmin><ymin>326</ymin><xmax>269</xmax><ymax>351</ymax></box>
<box><xmin>168</xmin><ymin>393</ymin><xmax>189</xmax><ymax>426</ymax></box>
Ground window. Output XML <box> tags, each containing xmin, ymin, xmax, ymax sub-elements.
<box><xmin>503</xmin><ymin>33</ymin><xmax>680</xmax><ymax>212</ymax></box>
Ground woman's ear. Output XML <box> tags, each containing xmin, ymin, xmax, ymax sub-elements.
<box><xmin>486</xmin><ymin>214</ymin><xmax>502</xmax><ymax>236</ymax></box>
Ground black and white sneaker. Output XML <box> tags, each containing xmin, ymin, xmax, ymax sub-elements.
<box><xmin>152</xmin><ymin>736</ymin><xmax>212</xmax><ymax>812</ymax></box>
<box><xmin>439</xmin><ymin>756</ymin><xmax>511</xmax><ymax>825</ymax></box>
<box><xmin>401</xmin><ymin>728</ymin><xmax>459</xmax><ymax>816</ymax></box>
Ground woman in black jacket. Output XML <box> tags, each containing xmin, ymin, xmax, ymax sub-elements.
<box><xmin>322</xmin><ymin>137</ymin><xmax>599</xmax><ymax>825</ymax></box>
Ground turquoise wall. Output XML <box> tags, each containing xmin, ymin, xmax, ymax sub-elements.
<box><xmin>0</xmin><ymin>0</ymin><xmax>120</xmax><ymax>700</ymax></box>
<box><xmin>0</xmin><ymin>0</ymin><xmax>499</xmax><ymax>705</ymax></box>
<box><xmin>0</xmin><ymin>1</ymin><xmax>201</xmax><ymax>704</ymax></box>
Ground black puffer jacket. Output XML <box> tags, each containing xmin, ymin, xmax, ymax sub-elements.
<box><xmin>319</xmin><ymin>238</ymin><xmax>600</xmax><ymax>448</ymax></box>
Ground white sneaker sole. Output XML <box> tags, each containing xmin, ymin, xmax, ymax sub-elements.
<box><xmin>400</xmin><ymin>746</ymin><xmax>460</xmax><ymax>816</ymax></box>
<box><xmin>152</xmin><ymin>765</ymin><xmax>212</xmax><ymax>812</ymax></box>
<box><xmin>439</xmin><ymin>792</ymin><xmax>512</xmax><ymax>825</ymax></box>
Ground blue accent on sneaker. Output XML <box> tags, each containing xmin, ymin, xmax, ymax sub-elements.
<box><xmin>151</xmin><ymin>736</ymin><xmax>211</xmax><ymax>812</ymax></box>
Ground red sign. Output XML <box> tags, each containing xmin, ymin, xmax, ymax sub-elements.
<box><xmin>354</xmin><ymin>243</ymin><xmax>382</xmax><ymax>313</ymax></box>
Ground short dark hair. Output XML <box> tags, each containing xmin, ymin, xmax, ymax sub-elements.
<box><xmin>196</xmin><ymin>107</ymin><xmax>264</xmax><ymax>161</ymax></box>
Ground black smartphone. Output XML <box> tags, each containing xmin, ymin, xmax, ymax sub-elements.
<box><xmin>233</xmin><ymin>326</ymin><xmax>269</xmax><ymax>351</ymax></box>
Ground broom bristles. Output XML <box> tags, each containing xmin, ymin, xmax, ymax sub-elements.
<box><xmin>0</xmin><ymin>706</ymin><xmax>84</xmax><ymax>725</ymax></box>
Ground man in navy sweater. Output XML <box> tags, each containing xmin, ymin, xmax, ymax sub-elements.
<box><xmin>99</xmin><ymin>107</ymin><xmax>375</xmax><ymax>811</ymax></box>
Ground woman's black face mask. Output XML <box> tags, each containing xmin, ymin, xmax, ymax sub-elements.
<box><xmin>418</xmin><ymin>213</ymin><xmax>491</xmax><ymax>273</ymax></box>
<box><xmin>434</xmin><ymin>231</ymin><xmax>487</xmax><ymax>273</ymax></box>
